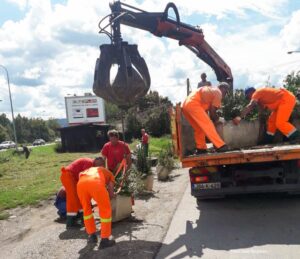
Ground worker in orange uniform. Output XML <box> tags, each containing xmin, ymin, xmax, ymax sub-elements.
<box><xmin>60</xmin><ymin>157</ymin><xmax>103</xmax><ymax>228</ymax></box>
<box><xmin>101</xmin><ymin>129</ymin><xmax>132</xmax><ymax>173</ymax></box>
<box><xmin>233</xmin><ymin>86</ymin><xmax>300</xmax><ymax>143</ymax></box>
<box><xmin>182</xmin><ymin>82</ymin><xmax>230</xmax><ymax>155</ymax></box>
<box><xmin>77</xmin><ymin>157</ymin><xmax>116</xmax><ymax>249</ymax></box>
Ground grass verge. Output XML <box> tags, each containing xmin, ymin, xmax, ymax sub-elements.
<box><xmin>129</xmin><ymin>135</ymin><xmax>172</xmax><ymax>155</ymax></box>
<box><xmin>0</xmin><ymin>136</ymin><xmax>171</xmax><ymax>214</ymax></box>
<box><xmin>0</xmin><ymin>145</ymin><xmax>95</xmax><ymax>213</ymax></box>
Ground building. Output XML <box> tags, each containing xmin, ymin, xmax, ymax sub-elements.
<box><xmin>59</xmin><ymin>93</ymin><xmax>109</xmax><ymax>152</ymax></box>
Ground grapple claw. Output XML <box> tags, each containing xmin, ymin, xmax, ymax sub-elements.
<box><xmin>93</xmin><ymin>42</ymin><xmax>151</xmax><ymax>107</ymax></box>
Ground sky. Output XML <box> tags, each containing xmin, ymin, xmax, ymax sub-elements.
<box><xmin>0</xmin><ymin>0</ymin><xmax>300</xmax><ymax>119</ymax></box>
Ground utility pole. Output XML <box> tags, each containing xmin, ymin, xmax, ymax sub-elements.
<box><xmin>0</xmin><ymin>65</ymin><xmax>18</xmax><ymax>148</ymax></box>
<box><xmin>186</xmin><ymin>78</ymin><xmax>191</xmax><ymax>96</ymax></box>
<box><xmin>287</xmin><ymin>50</ymin><xmax>300</xmax><ymax>54</ymax></box>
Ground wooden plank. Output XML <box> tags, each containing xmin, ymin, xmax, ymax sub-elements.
<box><xmin>181</xmin><ymin>144</ymin><xmax>300</xmax><ymax>167</ymax></box>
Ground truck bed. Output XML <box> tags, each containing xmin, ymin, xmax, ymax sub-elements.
<box><xmin>181</xmin><ymin>144</ymin><xmax>300</xmax><ymax>168</ymax></box>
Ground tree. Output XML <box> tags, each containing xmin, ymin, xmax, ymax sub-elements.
<box><xmin>0</xmin><ymin>114</ymin><xmax>12</xmax><ymax>138</ymax></box>
<box><xmin>105</xmin><ymin>101</ymin><xmax>123</xmax><ymax>123</ymax></box>
<box><xmin>284</xmin><ymin>70</ymin><xmax>300</xmax><ymax>95</ymax></box>
<box><xmin>0</xmin><ymin>125</ymin><xmax>9</xmax><ymax>142</ymax></box>
<box><xmin>284</xmin><ymin>70</ymin><xmax>300</xmax><ymax>119</ymax></box>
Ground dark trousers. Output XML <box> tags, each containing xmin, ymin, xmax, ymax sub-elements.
<box><xmin>142</xmin><ymin>143</ymin><xmax>149</xmax><ymax>157</ymax></box>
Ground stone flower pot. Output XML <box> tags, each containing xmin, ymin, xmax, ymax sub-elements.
<box><xmin>143</xmin><ymin>174</ymin><xmax>154</xmax><ymax>191</ymax></box>
<box><xmin>156</xmin><ymin>165</ymin><xmax>171</xmax><ymax>181</ymax></box>
<box><xmin>216</xmin><ymin>120</ymin><xmax>260</xmax><ymax>149</ymax></box>
<box><xmin>111</xmin><ymin>195</ymin><xmax>132</xmax><ymax>222</ymax></box>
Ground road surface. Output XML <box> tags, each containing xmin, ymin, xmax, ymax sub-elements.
<box><xmin>157</xmin><ymin>186</ymin><xmax>300</xmax><ymax>259</ymax></box>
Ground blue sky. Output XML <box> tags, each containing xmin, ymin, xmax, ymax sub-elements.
<box><xmin>0</xmin><ymin>0</ymin><xmax>300</xmax><ymax>119</ymax></box>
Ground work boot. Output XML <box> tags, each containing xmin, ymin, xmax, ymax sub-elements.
<box><xmin>194</xmin><ymin>149</ymin><xmax>207</xmax><ymax>155</ymax></box>
<box><xmin>263</xmin><ymin>133</ymin><xmax>274</xmax><ymax>145</ymax></box>
<box><xmin>66</xmin><ymin>216</ymin><xmax>81</xmax><ymax>229</ymax></box>
<box><xmin>288</xmin><ymin>130</ymin><xmax>300</xmax><ymax>143</ymax></box>
<box><xmin>76</xmin><ymin>211</ymin><xmax>84</xmax><ymax>225</ymax></box>
<box><xmin>99</xmin><ymin>238</ymin><xmax>116</xmax><ymax>249</ymax></box>
<box><xmin>216</xmin><ymin>145</ymin><xmax>229</xmax><ymax>153</ymax></box>
<box><xmin>88</xmin><ymin>233</ymin><xmax>98</xmax><ymax>244</ymax></box>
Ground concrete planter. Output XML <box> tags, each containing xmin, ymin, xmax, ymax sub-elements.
<box><xmin>111</xmin><ymin>195</ymin><xmax>132</xmax><ymax>222</ymax></box>
<box><xmin>143</xmin><ymin>174</ymin><xmax>154</xmax><ymax>191</ymax></box>
<box><xmin>216</xmin><ymin>120</ymin><xmax>260</xmax><ymax>149</ymax></box>
<box><xmin>156</xmin><ymin>165</ymin><xmax>171</xmax><ymax>181</ymax></box>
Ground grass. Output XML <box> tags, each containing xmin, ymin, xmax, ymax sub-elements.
<box><xmin>129</xmin><ymin>135</ymin><xmax>172</xmax><ymax>155</ymax></box>
<box><xmin>0</xmin><ymin>145</ymin><xmax>96</xmax><ymax>214</ymax></box>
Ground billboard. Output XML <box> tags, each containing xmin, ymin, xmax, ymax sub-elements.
<box><xmin>65</xmin><ymin>95</ymin><xmax>106</xmax><ymax>125</ymax></box>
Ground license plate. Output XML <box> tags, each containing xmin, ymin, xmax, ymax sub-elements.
<box><xmin>193</xmin><ymin>182</ymin><xmax>221</xmax><ymax>190</ymax></box>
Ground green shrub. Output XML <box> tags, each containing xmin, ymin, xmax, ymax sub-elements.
<box><xmin>54</xmin><ymin>143</ymin><xmax>64</xmax><ymax>153</ymax></box>
<box><xmin>135</xmin><ymin>146</ymin><xmax>152</xmax><ymax>178</ymax></box>
<box><xmin>158</xmin><ymin>144</ymin><xmax>174</xmax><ymax>170</ymax></box>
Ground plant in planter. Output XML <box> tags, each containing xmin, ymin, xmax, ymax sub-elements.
<box><xmin>111</xmin><ymin>165</ymin><xmax>133</xmax><ymax>222</ymax></box>
<box><xmin>157</xmin><ymin>144</ymin><xmax>175</xmax><ymax>181</ymax></box>
<box><xmin>135</xmin><ymin>146</ymin><xmax>153</xmax><ymax>191</ymax></box>
<box><xmin>221</xmin><ymin>89</ymin><xmax>259</xmax><ymax>121</ymax></box>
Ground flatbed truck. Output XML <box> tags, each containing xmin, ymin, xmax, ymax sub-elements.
<box><xmin>171</xmin><ymin>105</ymin><xmax>300</xmax><ymax>199</ymax></box>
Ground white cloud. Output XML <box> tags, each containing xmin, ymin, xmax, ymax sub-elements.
<box><xmin>0</xmin><ymin>0</ymin><xmax>299</xmax><ymax>119</ymax></box>
<box><xmin>281</xmin><ymin>10</ymin><xmax>300</xmax><ymax>50</ymax></box>
<box><xmin>124</xmin><ymin>0</ymin><xmax>288</xmax><ymax>19</ymax></box>
<box><xmin>5</xmin><ymin>0</ymin><xmax>28</xmax><ymax>10</ymax></box>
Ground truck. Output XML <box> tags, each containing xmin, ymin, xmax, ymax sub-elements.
<box><xmin>170</xmin><ymin>105</ymin><xmax>300</xmax><ymax>199</ymax></box>
<box><xmin>94</xmin><ymin>1</ymin><xmax>300</xmax><ymax>199</ymax></box>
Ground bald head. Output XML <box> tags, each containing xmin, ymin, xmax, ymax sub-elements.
<box><xmin>218</xmin><ymin>82</ymin><xmax>230</xmax><ymax>97</ymax></box>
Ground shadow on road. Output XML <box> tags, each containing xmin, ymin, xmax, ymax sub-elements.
<box><xmin>78</xmin><ymin>239</ymin><xmax>162</xmax><ymax>259</ymax></box>
<box><xmin>158</xmin><ymin>194</ymin><xmax>300</xmax><ymax>258</ymax></box>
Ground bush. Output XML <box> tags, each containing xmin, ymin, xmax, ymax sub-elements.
<box><xmin>125</xmin><ymin>113</ymin><xmax>142</xmax><ymax>139</ymax></box>
<box><xmin>221</xmin><ymin>89</ymin><xmax>259</xmax><ymax>120</ymax></box>
<box><xmin>54</xmin><ymin>143</ymin><xmax>64</xmax><ymax>153</ymax></box>
<box><xmin>135</xmin><ymin>146</ymin><xmax>152</xmax><ymax>178</ymax></box>
<box><xmin>145</xmin><ymin>107</ymin><xmax>171</xmax><ymax>137</ymax></box>
<box><xmin>157</xmin><ymin>144</ymin><xmax>175</xmax><ymax>170</ymax></box>
<box><xmin>115</xmin><ymin>165</ymin><xmax>145</xmax><ymax>196</ymax></box>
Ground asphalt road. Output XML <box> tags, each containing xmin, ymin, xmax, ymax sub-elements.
<box><xmin>157</xmin><ymin>186</ymin><xmax>300</xmax><ymax>259</ymax></box>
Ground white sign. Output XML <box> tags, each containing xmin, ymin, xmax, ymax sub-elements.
<box><xmin>65</xmin><ymin>95</ymin><xmax>106</xmax><ymax>125</ymax></box>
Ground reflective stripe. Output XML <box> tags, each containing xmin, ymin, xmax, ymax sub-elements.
<box><xmin>100</xmin><ymin>217</ymin><xmax>112</xmax><ymax>223</ymax></box>
<box><xmin>83</xmin><ymin>214</ymin><xmax>94</xmax><ymax>220</ymax></box>
<box><xmin>266</xmin><ymin>131</ymin><xmax>275</xmax><ymax>136</ymax></box>
<box><xmin>287</xmin><ymin>128</ymin><xmax>297</xmax><ymax>137</ymax></box>
<box><xmin>67</xmin><ymin>212</ymin><xmax>77</xmax><ymax>216</ymax></box>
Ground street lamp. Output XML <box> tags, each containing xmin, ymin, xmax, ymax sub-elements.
<box><xmin>287</xmin><ymin>50</ymin><xmax>300</xmax><ymax>54</ymax></box>
<box><xmin>0</xmin><ymin>65</ymin><xmax>18</xmax><ymax>148</ymax></box>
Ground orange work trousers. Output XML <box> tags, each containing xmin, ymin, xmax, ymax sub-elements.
<box><xmin>77</xmin><ymin>175</ymin><xmax>112</xmax><ymax>238</ymax></box>
<box><xmin>60</xmin><ymin>168</ymin><xmax>82</xmax><ymax>216</ymax></box>
<box><xmin>266</xmin><ymin>91</ymin><xmax>296</xmax><ymax>137</ymax></box>
<box><xmin>182</xmin><ymin>100</ymin><xmax>225</xmax><ymax>149</ymax></box>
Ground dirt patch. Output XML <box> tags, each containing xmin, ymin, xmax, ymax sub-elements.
<box><xmin>0</xmin><ymin>168</ymin><xmax>189</xmax><ymax>259</ymax></box>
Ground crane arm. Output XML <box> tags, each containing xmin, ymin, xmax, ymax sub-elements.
<box><xmin>93</xmin><ymin>1</ymin><xmax>233</xmax><ymax>107</ymax></box>
<box><xmin>109</xmin><ymin>1</ymin><xmax>233</xmax><ymax>86</ymax></box>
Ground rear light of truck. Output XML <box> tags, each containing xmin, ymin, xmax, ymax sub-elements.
<box><xmin>190</xmin><ymin>175</ymin><xmax>209</xmax><ymax>183</ymax></box>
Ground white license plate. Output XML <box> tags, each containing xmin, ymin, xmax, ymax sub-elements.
<box><xmin>194</xmin><ymin>182</ymin><xmax>221</xmax><ymax>190</ymax></box>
